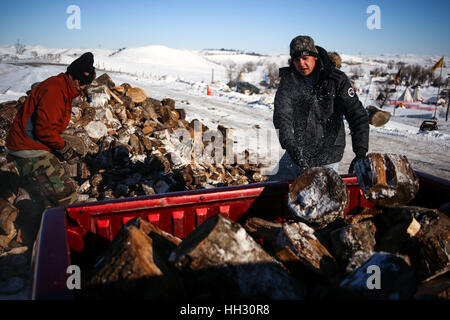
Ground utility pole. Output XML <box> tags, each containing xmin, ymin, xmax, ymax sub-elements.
<box><xmin>211</xmin><ymin>68</ymin><xmax>214</xmax><ymax>84</ymax></box>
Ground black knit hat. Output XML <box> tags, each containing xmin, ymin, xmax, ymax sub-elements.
<box><xmin>66</xmin><ymin>52</ymin><xmax>96</xmax><ymax>85</ymax></box>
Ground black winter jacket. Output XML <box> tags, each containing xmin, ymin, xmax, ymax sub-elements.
<box><xmin>273</xmin><ymin>46</ymin><xmax>369</xmax><ymax>168</ymax></box>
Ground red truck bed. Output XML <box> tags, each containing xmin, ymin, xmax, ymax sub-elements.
<box><xmin>30</xmin><ymin>172</ymin><xmax>450</xmax><ymax>300</ymax></box>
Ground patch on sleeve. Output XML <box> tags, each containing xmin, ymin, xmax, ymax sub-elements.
<box><xmin>347</xmin><ymin>87</ymin><xmax>355</xmax><ymax>98</ymax></box>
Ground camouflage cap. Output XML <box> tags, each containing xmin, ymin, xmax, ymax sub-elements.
<box><xmin>290</xmin><ymin>35</ymin><xmax>319</xmax><ymax>58</ymax></box>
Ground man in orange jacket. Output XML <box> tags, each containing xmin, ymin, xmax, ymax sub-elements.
<box><xmin>6</xmin><ymin>52</ymin><xmax>96</xmax><ymax>209</ymax></box>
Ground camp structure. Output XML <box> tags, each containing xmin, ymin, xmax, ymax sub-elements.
<box><xmin>397</xmin><ymin>87</ymin><xmax>414</xmax><ymax>102</ymax></box>
<box><xmin>412</xmin><ymin>86</ymin><xmax>424</xmax><ymax>102</ymax></box>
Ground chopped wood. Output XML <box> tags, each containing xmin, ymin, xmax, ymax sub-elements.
<box><xmin>287</xmin><ymin>167</ymin><xmax>349</xmax><ymax>229</ymax></box>
<box><xmin>330</xmin><ymin>220</ymin><xmax>377</xmax><ymax>272</ymax></box>
<box><xmin>169</xmin><ymin>214</ymin><xmax>306</xmax><ymax>299</ymax></box>
<box><xmin>0</xmin><ymin>199</ymin><xmax>18</xmax><ymax>249</ymax></box>
<box><xmin>83</xmin><ymin>219</ymin><xmax>185</xmax><ymax>299</ymax></box>
<box><xmin>366</xmin><ymin>105</ymin><xmax>391</xmax><ymax>127</ymax></box>
<box><xmin>338</xmin><ymin>252</ymin><xmax>416</xmax><ymax>300</ymax></box>
<box><xmin>354</xmin><ymin>153</ymin><xmax>419</xmax><ymax>207</ymax></box>
<box><xmin>126</xmin><ymin>87</ymin><xmax>147</xmax><ymax>104</ymax></box>
<box><xmin>244</xmin><ymin>217</ymin><xmax>340</xmax><ymax>282</ymax></box>
<box><xmin>344</xmin><ymin>206</ymin><xmax>383</xmax><ymax>225</ymax></box>
<box><xmin>105</xmin><ymin>87</ymin><xmax>123</xmax><ymax>105</ymax></box>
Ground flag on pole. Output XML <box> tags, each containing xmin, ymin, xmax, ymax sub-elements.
<box><xmin>431</xmin><ymin>57</ymin><xmax>444</xmax><ymax>73</ymax></box>
<box><xmin>394</xmin><ymin>69</ymin><xmax>401</xmax><ymax>89</ymax></box>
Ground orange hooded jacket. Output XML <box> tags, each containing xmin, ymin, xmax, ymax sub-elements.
<box><xmin>6</xmin><ymin>73</ymin><xmax>80</xmax><ymax>152</ymax></box>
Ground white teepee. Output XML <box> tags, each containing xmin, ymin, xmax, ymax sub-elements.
<box><xmin>412</xmin><ymin>86</ymin><xmax>424</xmax><ymax>101</ymax></box>
<box><xmin>398</xmin><ymin>87</ymin><xmax>413</xmax><ymax>102</ymax></box>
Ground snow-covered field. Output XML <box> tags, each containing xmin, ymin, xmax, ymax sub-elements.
<box><xmin>1</xmin><ymin>45</ymin><xmax>449</xmax><ymax>180</ymax></box>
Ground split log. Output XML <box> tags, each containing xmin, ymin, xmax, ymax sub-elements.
<box><xmin>113</xmin><ymin>86</ymin><xmax>125</xmax><ymax>94</ymax></box>
<box><xmin>354</xmin><ymin>153</ymin><xmax>419</xmax><ymax>207</ymax></box>
<box><xmin>92</xmin><ymin>73</ymin><xmax>115</xmax><ymax>88</ymax></box>
<box><xmin>174</xmin><ymin>165</ymin><xmax>195</xmax><ymax>188</ymax></box>
<box><xmin>374</xmin><ymin>206</ymin><xmax>450</xmax><ymax>282</ymax></box>
<box><xmin>126</xmin><ymin>87</ymin><xmax>147</xmax><ymax>104</ymax></box>
<box><xmin>141</xmin><ymin>183</ymin><xmax>155</xmax><ymax>195</ymax></box>
<box><xmin>169</xmin><ymin>214</ymin><xmax>306</xmax><ymax>300</ymax></box>
<box><xmin>366</xmin><ymin>105</ymin><xmax>391</xmax><ymax>127</ymax></box>
<box><xmin>330</xmin><ymin>220</ymin><xmax>377</xmax><ymax>273</ymax></box>
<box><xmin>414</xmin><ymin>274</ymin><xmax>450</xmax><ymax>299</ymax></box>
<box><xmin>141</xmin><ymin>135</ymin><xmax>153</xmax><ymax>151</ymax></box>
<box><xmin>344</xmin><ymin>206</ymin><xmax>383</xmax><ymax>225</ymax></box>
<box><xmin>287</xmin><ymin>167</ymin><xmax>349</xmax><ymax>229</ymax></box>
<box><xmin>60</xmin><ymin>134</ymin><xmax>87</xmax><ymax>157</ymax></box>
<box><xmin>174</xmin><ymin>108</ymin><xmax>186</xmax><ymax>120</ymax></box>
<box><xmin>415</xmin><ymin>212</ymin><xmax>450</xmax><ymax>282</ymax></box>
<box><xmin>0</xmin><ymin>101</ymin><xmax>20</xmax><ymax>131</ymax></box>
<box><xmin>77</xmin><ymin>162</ymin><xmax>91</xmax><ymax>180</ymax></box>
<box><xmin>161</xmin><ymin>98</ymin><xmax>176</xmax><ymax>110</ymax></box>
<box><xmin>129</xmin><ymin>133</ymin><xmax>142</xmax><ymax>154</ymax></box>
<box><xmin>83</xmin><ymin>218</ymin><xmax>185</xmax><ymax>299</ymax></box>
<box><xmin>338</xmin><ymin>252</ymin><xmax>416</xmax><ymax>300</ymax></box>
<box><xmin>105</xmin><ymin>87</ymin><xmax>123</xmax><ymax>105</ymax></box>
<box><xmin>0</xmin><ymin>199</ymin><xmax>18</xmax><ymax>249</ymax></box>
<box><xmin>125</xmin><ymin>217</ymin><xmax>181</xmax><ymax>260</ymax></box>
<box><xmin>243</xmin><ymin>217</ymin><xmax>283</xmax><ymax>247</ymax></box>
<box><xmin>244</xmin><ymin>217</ymin><xmax>341</xmax><ymax>282</ymax></box>
<box><xmin>148</xmin><ymin>155</ymin><xmax>172</xmax><ymax>174</ymax></box>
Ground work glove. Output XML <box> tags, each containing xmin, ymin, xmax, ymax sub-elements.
<box><xmin>56</xmin><ymin>142</ymin><xmax>79</xmax><ymax>164</ymax></box>
<box><xmin>348</xmin><ymin>155</ymin><xmax>366</xmax><ymax>174</ymax></box>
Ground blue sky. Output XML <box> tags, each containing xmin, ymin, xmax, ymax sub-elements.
<box><xmin>0</xmin><ymin>0</ymin><xmax>449</xmax><ymax>56</ymax></box>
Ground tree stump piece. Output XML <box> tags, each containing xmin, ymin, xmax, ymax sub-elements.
<box><xmin>287</xmin><ymin>167</ymin><xmax>349</xmax><ymax>229</ymax></box>
<box><xmin>354</xmin><ymin>153</ymin><xmax>419</xmax><ymax>207</ymax></box>
<box><xmin>83</xmin><ymin>218</ymin><xmax>184</xmax><ymax>299</ymax></box>
<box><xmin>366</xmin><ymin>105</ymin><xmax>391</xmax><ymax>127</ymax></box>
<box><xmin>169</xmin><ymin>214</ymin><xmax>305</xmax><ymax>300</ymax></box>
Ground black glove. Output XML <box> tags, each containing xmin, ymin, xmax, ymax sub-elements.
<box><xmin>56</xmin><ymin>143</ymin><xmax>79</xmax><ymax>164</ymax></box>
<box><xmin>348</xmin><ymin>156</ymin><xmax>365</xmax><ymax>174</ymax></box>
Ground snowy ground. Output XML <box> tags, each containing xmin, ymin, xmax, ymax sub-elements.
<box><xmin>0</xmin><ymin>45</ymin><xmax>449</xmax><ymax>300</ymax></box>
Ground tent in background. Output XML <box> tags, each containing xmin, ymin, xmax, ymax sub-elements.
<box><xmin>412</xmin><ymin>86</ymin><xmax>424</xmax><ymax>101</ymax></box>
<box><xmin>398</xmin><ymin>87</ymin><xmax>414</xmax><ymax>102</ymax></box>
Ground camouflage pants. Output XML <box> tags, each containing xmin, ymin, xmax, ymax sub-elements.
<box><xmin>10</xmin><ymin>153</ymin><xmax>78</xmax><ymax>208</ymax></box>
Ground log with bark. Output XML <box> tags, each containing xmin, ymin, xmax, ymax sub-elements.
<box><xmin>244</xmin><ymin>217</ymin><xmax>341</xmax><ymax>283</ymax></box>
<box><xmin>0</xmin><ymin>199</ymin><xmax>18</xmax><ymax>249</ymax></box>
<box><xmin>169</xmin><ymin>214</ymin><xmax>306</xmax><ymax>300</ymax></box>
<box><xmin>338</xmin><ymin>252</ymin><xmax>416</xmax><ymax>300</ymax></box>
<box><xmin>287</xmin><ymin>167</ymin><xmax>349</xmax><ymax>229</ymax></box>
<box><xmin>353</xmin><ymin>153</ymin><xmax>419</xmax><ymax>207</ymax></box>
<box><xmin>330</xmin><ymin>220</ymin><xmax>377</xmax><ymax>273</ymax></box>
<box><xmin>374</xmin><ymin>206</ymin><xmax>450</xmax><ymax>282</ymax></box>
<box><xmin>366</xmin><ymin>105</ymin><xmax>391</xmax><ymax>127</ymax></box>
<box><xmin>82</xmin><ymin>217</ymin><xmax>185</xmax><ymax>299</ymax></box>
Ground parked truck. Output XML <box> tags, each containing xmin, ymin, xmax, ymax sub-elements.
<box><xmin>30</xmin><ymin>171</ymin><xmax>450</xmax><ymax>300</ymax></box>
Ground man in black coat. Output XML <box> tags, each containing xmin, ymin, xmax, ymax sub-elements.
<box><xmin>270</xmin><ymin>35</ymin><xmax>369</xmax><ymax>180</ymax></box>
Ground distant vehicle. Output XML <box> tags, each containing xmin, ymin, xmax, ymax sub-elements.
<box><xmin>419</xmin><ymin>120</ymin><xmax>438</xmax><ymax>131</ymax></box>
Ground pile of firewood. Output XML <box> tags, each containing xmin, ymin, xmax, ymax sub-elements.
<box><xmin>0</xmin><ymin>73</ymin><xmax>269</xmax><ymax>293</ymax></box>
<box><xmin>79</xmin><ymin>155</ymin><xmax>449</xmax><ymax>300</ymax></box>
<box><xmin>0</xmin><ymin>73</ymin><xmax>267</xmax><ymax>206</ymax></box>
